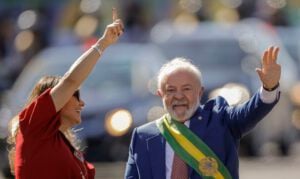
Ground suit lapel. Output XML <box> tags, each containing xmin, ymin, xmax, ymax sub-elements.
<box><xmin>189</xmin><ymin>107</ymin><xmax>211</xmax><ymax>138</ymax></box>
<box><xmin>148</xmin><ymin>132</ymin><xmax>166</xmax><ymax>179</ymax></box>
<box><xmin>145</xmin><ymin>107</ymin><xmax>211</xmax><ymax>179</ymax></box>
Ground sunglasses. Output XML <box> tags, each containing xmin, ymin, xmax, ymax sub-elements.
<box><xmin>73</xmin><ymin>90</ymin><xmax>80</xmax><ymax>101</ymax></box>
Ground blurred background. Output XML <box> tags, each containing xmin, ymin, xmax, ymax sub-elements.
<box><xmin>0</xmin><ymin>0</ymin><xmax>300</xmax><ymax>178</ymax></box>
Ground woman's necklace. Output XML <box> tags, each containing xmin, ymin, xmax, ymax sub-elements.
<box><xmin>74</xmin><ymin>150</ymin><xmax>87</xmax><ymax>179</ymax></box>
<box><xmin>60</xmin><ymin>132</ymin><xmax>87</xmax><ymax>179</ymax></box>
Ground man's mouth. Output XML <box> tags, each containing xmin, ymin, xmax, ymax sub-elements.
<box><xmin>173</xmin><ymin>104</ymin><xmax>188</xmax><ymax>110</ymax></box>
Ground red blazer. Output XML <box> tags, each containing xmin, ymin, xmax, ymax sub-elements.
<box><xmin>15</xmin><ymin>89</ymin><xmax>95</xmax><ymax>179</ymax></box>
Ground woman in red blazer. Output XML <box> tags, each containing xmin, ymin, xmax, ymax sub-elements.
<box><xmin>7</xmin><ymin>8</ymin><xmax>124</xmax><ymax>179</ymax></box>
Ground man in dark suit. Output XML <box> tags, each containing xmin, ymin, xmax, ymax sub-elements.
<box><xmin>125</xmin><ymin>46</ymin><xmax>281</xmax><ymax>179</ymax></box>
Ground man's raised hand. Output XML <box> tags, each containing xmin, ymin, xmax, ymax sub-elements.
<box><xmin>256</xmin><ymin>46</ymin><xmax>281</xmax><ymax>90</ymax></box>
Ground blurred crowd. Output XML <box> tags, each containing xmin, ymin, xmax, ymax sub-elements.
<box><xmin>0</xmin><ymin>0</ymin><xmax>299</xmax><ymax>93</ymax></box>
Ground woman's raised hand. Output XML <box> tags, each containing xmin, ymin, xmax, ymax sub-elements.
<box><xmin>99</xmin><ymin>8</ymin><xmax>124</xmax><ymax>50</ymax></box>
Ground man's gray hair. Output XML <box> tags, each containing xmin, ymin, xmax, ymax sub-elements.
<box><xmin>157</xmin><ymin>57</ymin><xmax>202</xmax><ymax>89</ymax></box>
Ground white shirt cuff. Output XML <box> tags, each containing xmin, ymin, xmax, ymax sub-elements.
<box><xmin>259</xmin><ymin>86</ymin><xmax>279</xmax><ymax>104</ymax></box>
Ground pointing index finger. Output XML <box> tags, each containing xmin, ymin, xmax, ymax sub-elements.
<box><xmin>112</xmin><ymin>7</ymin><xmax>118</xmax><ymax>21</ymax></box>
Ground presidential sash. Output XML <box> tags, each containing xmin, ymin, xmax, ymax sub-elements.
<box><xmin>156</xmin><ymin>114</ymin><xmax>232</xmax><ymax>179</ymax></box>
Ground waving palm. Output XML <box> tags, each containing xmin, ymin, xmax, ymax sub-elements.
<box><xmin>256</xmin><ymin>46</ymin><xmax>281</xmax><ymax>89</ymax></box>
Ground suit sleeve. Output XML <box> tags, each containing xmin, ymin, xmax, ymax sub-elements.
<box><xmin>125</xmin><ymin>128</ymin><xmax>139</xmax><ymax>179</ymax></box>
<box><xmin>225</xmin><ymin>90</ymin><xmax>280</xmax><ymax>139</ymax></box>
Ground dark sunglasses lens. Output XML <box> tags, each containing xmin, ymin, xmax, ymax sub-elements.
<box><xmin>73</xmin><ymin>91</ymin><xmax>80</xmax><ymax>100</ymax></box>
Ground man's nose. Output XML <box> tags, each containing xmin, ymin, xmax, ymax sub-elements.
<box><xmin>174</xmin><ymin>91</ymin><xmax>184</xmax><ymax>99</ymax></box>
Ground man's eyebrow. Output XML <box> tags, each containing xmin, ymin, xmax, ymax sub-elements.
<box><xmin>182</xmin><ymin>84</ymin><xmax>192</xmax><ymax>87</ymax></box>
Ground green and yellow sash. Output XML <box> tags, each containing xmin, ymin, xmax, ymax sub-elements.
<box><xmin>156</xmin><ymin>114</ymin><xmax>232</xmax><ymax>179</ymax></box>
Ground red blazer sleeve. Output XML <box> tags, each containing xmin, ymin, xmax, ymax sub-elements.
<box><xmin>18</xmin><ymin>88</ymin><xmax>60</xmax><ymax>138</ymax></box>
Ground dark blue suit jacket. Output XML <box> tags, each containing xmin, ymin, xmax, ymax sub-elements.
<box><xmin>125</xmin><ymin>91</ymin><xmax>279</xmax><ymax>179</ymax></box>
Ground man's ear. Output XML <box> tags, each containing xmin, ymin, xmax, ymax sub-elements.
<box><xmin>157</xmin><ymin>89</ymin><xmax>163</xmax><ymax>98</ymax></box>
<box><xmin>199</xmin><ymin>86</ymin><xmax>204</xmax><ymax>97</ymax></box>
